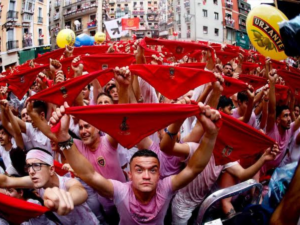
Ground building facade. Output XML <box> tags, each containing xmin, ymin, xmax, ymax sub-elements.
<box><xmin>222</xmin><ymin>0</ymin><xmax>251</xmax><ymax>49</ymax></box>
<box><xmin>0</xmin><ymin>0</ymin><xmax>50</xmax><ymax>72</ymax></box>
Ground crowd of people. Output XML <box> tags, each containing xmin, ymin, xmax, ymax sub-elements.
<box><xmin>0</xmin><ymin>38</ymin><xmax>299</xmax><ymax>225</ymax></box>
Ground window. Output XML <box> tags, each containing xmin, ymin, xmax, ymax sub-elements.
<box><xmin>9</xmin><ymin>1</ymin><xmax>16</xmax><ymax>10</ymax></box>
<box><xmin>90</xmin><ymin>14</ymin><xmax>96</xmax><ymax>21</ymax></box>
<box><xmin>226</xmin><ymin>29</ymin><xmax>236</xmax><ymax>42</ymax></box>
<box><xmin>213</xmin><ymin>0</ymin><xmax>218</xmax><ymax>5</ymax></box>
<box><xmin>7</xmin><ymin>29</ymin><xmax>14</xmax><ymax>41</ymax></box>
<box><xmin>214</xmin><ymin>12</ymin><xmax>219</xmax><ymax>20</ymax></box>
<box><xmin>203</xmin><ymin>10</ymin><xmax>207</xmax><ymax>17</ymax></box>
<box><xmin>203</xmin><ymin>26</ymin><xmax>208</xmax><ymax>34</ymax></box>
<box><xmin>215</xmin><ymin>28</ymin><xmax>219</xmax><ymax>36</ymax></box>
<box><xmin>38</xmin><ymin>8</ymin><xmax>42</xmax><ymax>17</ymax></box>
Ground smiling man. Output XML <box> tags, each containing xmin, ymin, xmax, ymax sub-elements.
<box><xmin>0</xmin><ymin>148</ymin><xmax>98</xmax><ymax>224</ymax></box>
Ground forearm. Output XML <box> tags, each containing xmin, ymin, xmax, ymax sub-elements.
<box><xmin>0</xmin><ymin>107</ymin><xmax>14</xmax><ymax>135</ymax></box>
<box><xmin>187</xmin><ymin>132</ymin><xmax>217</xmax><ymax>174</ymax></box>
<box><xmin>7</xmin><ymin>109</ymin><xmax>24</xmax><ymax>149</ymax></box>
<box><xmin>29</xmin><ymin>113</ymin><xmax>57</xmax><ymax>141</ymax></box>
<box><xmin>268</xmin><ymin>82</ymin><xmax>276</xmax><ymax>116</ymax></box>
<box><xmin>131</xmin><ymin>75</ymin><xmax>141</xmax><ymax>102</ymax></box>
<box><xmin>92</xmin><ymin>79</ymin><xmax>103</xmax><ymax>99</ymax></box>
<box><xmin>68</xmin><ymin>186</ymin><xmax>88</xmax><ymax>206</ymax></box>
<box><xmin>205</xmin><ymin>86</ymin><xmax>222</xmax><ymax>109</ymax></box>
<box><xmin>197</xmin><ymin>85</ymin><xmax>212</xmax><ymax>103</ymax></box>
<box><xmin>242</xmin><ymin>100</ymin><xmax>254</xmax><ymax>123</ymax></box>
<box><xmin>205</xmin><ymin>58</ymin><xmax>214</xmax><ymax>71</ymax></box>
<box><xmin>239</xmin><ymin>157</ymin><xmax>264</xmax><ymax>181</ymax></box>
<box><xmin>118</xmin><ymin>86</ymin><xmax>129</xmax><ymax>104</ymax></box>
<box><xmin>253</xmin><ymin>91</ymin><xmax>264</xmax><ymax>106</ymax></box>
<box><xmin>260</xmin><ymin>101</ymin><xmax>268</xmax><ymax>129</ymax></box>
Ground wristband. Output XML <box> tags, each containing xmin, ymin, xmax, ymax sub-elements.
<box><xmin>164</xmin><ymin>128</ymin><xmax>177</xmax><ymax>140</ymax></box>
<box><xmin>58</xmin><ymin>136</ymin><xmax>74</xmax><ymax>151</ymax></box>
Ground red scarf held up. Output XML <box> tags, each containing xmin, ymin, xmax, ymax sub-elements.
<box><xmin>271</xmin><ymin>59</ymin><xmax>286</xmax><ymax>70</ymax></box>
<box><xmin>242</xmin><ymin>62</ymin><xmax>260</xmax><ymax>73</ymax></box>
<box><xmin>140</xmin><ymin>37</ymin><xmax>215</xmax><ymax>61</ymax></box>
<box><xmin>0</xmin><ymin>192</ymin><xmax>49</xmax><ymax>224</ymax></box>
<box><xmin>277</xmin><ymin>69</ymin><xmax>300</xmax><ymax>98</ymax></box>
<box><xmin>30</xmin><ymin>69</ymin><xmax>114</xmax><ymax>105</ymax></box>
<box><xmin>64</xmin><ymin>103</ymin><xmax>205</xmax><ymax>148</ymax></box>
<box><xmin>213</xmin><ymin>112</ymin><xmax>275</xmax><ymax>165</ymax></box>
<box><xmin>275</xmin><ymin>84</ymin><xmax>289</xmax><ymax>101</ymax></box>
<box><xmin>178</xmin><ymin>62</ymin><xmax>206</xmax><ymax>70</ymax></box>
<box><xmin>7</xmin><ymin>65</ymin><xmax>49</xmax><ymax>100</ymax></box>
<box><xmin>82</xmin><ymin>53</ymin><xmax>136</xmax><ymax>74</ymax></box>
<box><xmin>239</xmin><ymin>74</ymin><xmax>267</xmax><ymax>91</ymax></box>
<box><xmin>222</xmin><ymin>75</ymin><xmax>248</xmax><ymax>97</ymax></box>
<box><xmin>129</xmin><ymin>64</ymin><xmax>217</xmax><ymax>100</ymax></box>
<box><xmin>215</xmin><ymin>50</ymin><xmax>239</xmax><ymax>65</ymax></box>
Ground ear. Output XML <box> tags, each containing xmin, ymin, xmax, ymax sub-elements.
<box><xmin>276</xmin><ymin>116</ymin><xmax>281</xmax><ymax>124</ymax></box>
<box><xmin>128</xmin><ymin>171</ymin><xmax>132</xmax><ymax>181</ymax></box>
<box><xmin>19</xmin><ymin>190</ymin><xmax>24</xmax><ymax>197</ymax></box>
<box><xmin>49</xmin><ymin>166</ymin><xmax>55</xmax><ymax>176</ymax></box>
<box><xmin>40</xmin><ymin>112</ymin><xmax>46</xmax><ymax>120</ymax></box>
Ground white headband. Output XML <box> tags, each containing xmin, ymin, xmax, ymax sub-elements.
<box><xmin>26</xmin><ymin>150</ymin><xmax>53</xmax><ymax>166</ymax></box>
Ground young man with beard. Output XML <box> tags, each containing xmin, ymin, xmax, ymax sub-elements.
<box><xmin>0</xmin><ymin>148</ymin><xmax>99</xmax><ymax>225</ymax></box>
<box><xmin>262</xmin><ymin>73</ymin><xmax>300</xmax><ymax>176</ymax></box>
<box><xmin>48</xmin><ymin>100</ymin><xmax>222</xmax><ymax>225</ymax></box>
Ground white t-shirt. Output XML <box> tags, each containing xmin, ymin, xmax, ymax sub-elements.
<box><xmin>281</xmin><ymin>127</ymin><xmax>300</xmax><ymax>167</ymax></box>
<box><xmin>25</xmin><ymin>123</ymin><xmax>52</xmax><ymax>154</ymax></box>
<box><xmin>0</xmin><ymin>140</ymin><xmax>19</xmax><ymax>175</ymax></box>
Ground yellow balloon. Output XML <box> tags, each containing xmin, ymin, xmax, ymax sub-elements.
<box><xmin>95</xmin><ymin>32</ymin><xmax>106</xmax><ymax>44</ymax></box>
<box><xmin>56</xmin><ymin>29</ymin><xmax>76</xmax><ymax>48</ymax></box>
<box><xmin>246</xmin><ymin>5</ymin><xmax>288</xmax><ymax>60</ymax></box>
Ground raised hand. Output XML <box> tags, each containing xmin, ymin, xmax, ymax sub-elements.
<box><xmin>198</xmin><ymin>103</ymin><xmax>222</xmax><ymax>135</ymax></box>
<box><xmin>114</xmin><ymin>66</ymin><xmax>131</xmax><ymax>87</ymax></box>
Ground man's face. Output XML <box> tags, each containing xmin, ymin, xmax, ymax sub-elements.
<box><xmin>109</xmin><ymin>87</ymin><xmax>119</xmax><ymax>102</ymax></box>
<box><xmin>31</xmin><ymin>109</ymin><xmax>44</xmax><ymax>128</ymax></box>
<box><xmin>294</xmin><ymin>106</ymin><xmax>300</xmax><ymax>118</ymax></box>
<box><xmin>220</xmin><ymin>105</ymin><xmax>233</xmax><ymax>115</ymax></box>
<box><xmin>277</xmin><ymin>109</ymin><xmax>291</xmax><ymax>130</ymax></box>
<box><xmin>105</xmin><ymin>80</ymin><xmax>115</xmax><ymax>91</ymax></box>
<box><xmin>82</xmin><ymin>86</ymin><xmax>90</xmax><ymax>100</ymax></box>
<box><xmin>238</xmin><ymin>100</ymin><xmax>248</xmax><ymax>115</ymax></box>
<box><xmin>5</xmin><ymin>188</ymin><xmax>22</xmax><ymax>199</ymax></box>
<box><xmin>129</xmin><ymin>156</ymin><xmax>160</xmax><ymax>193</ymax></box>
<box><xmin>26</xmin><ymin>159</ymin><xmax>51</xmax><ymax>189</ymax></box>
<box><xmin>223</xmin><ymin>65</ymin><xmax>233</xmax><ymax>77</ymax></box>
<box><xmin>0</xmin><ymin>129</ymin><xmax>11</xmax><ymax>147</ymax></box>
<box><xmin>97</xmin><ymin>95</ymin><xmax>113</xmax><ymax>105</ymax></box>
<box><xmin>79</xmin><ymin>120</ymin><xmax>99</xmax><ymax>146</ymax></box>
<box><xmin>21</xmin><ymin>108</ymin><xmax>32</xmax><ymax>123</ymax></box>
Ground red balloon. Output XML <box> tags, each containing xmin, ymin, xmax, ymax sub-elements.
<box><xmin>173</xmin><ymin>32</ymin><xmax>178</xmax><ymax>36</ymax></box>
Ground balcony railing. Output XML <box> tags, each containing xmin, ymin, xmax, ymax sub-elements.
<box><xmin>147</xmin><ymin>10</ymin><xmax>158</xmax><ymax>15</ymax></box>
<box><xmin>87</xmin><ymin>21</ymin><xmax>97</xmax><ymax>28</ymax></box>
<box><xmin>239</xmin><ymin>8</ymin><xmax>249</xmax><ymax>15</ymax></box>
<box><xmin>116</xmin><ymin>0</ymin><xmax>130</xmax><ymax>3</ymax></box>
<box><xmin>7</xmin><ymin>10</ymin><xmax>18</xmax><ymax>20</ymax></box>
<box><xmin>22</xmin><ymin>13</ymin><xmax>32</xmax><ymax>22</ymax></box>
<box><xmin>21</xmin><ymin>8</ymin><xmax>34</xmax><ymax>15</ymax></box>
<box><xmin>54</xmin><ymin>14</ymin><xmax>60</xmax><ymax>20</ymax></box>
<box><xmin>184</xmin><ymin>2</ymin><xmax>190</xmax><ymax>8</ymax></box>
<box><xmin>7</xmin><ymin>40</ymin><xmax>19</xmax><ymax>51</ymax></box>
<box><xmin>22</xmin><ymin>36</ymin><xmax>33</xmax><ymax>48</ymax></box>
<box><xmin>55</xmin><ymin>1</ymin><xmax>61</xmax><ymax>7</ymax></box>
<box><xmin>73</xmin><ymin>24</ymin><xmax>83</xmax><ymax>32</ymax></box>
<box><xmin>38</xmin><ymin>39</ymin><xmax>44</xmax><ymax>46</ymax></box>
<box><xmin>63</xmin><ymin>1</ymin><xmax>98</xmax><ymax>19</ymax></box>
<box><xmin>132</xmin><ymin>10</ymin><xmax>145</xmax><ymax>16</ymax></box>
<box><xmin>225</xmin><ymin>19</ymin><xmax>235</xmax><ymax>28</ymax></box>
<box><xmin>225</xmin><ymin>1</ymin><xmax>233</xmax><ymax>9</ymax></box>
<box><xmin>37</xmin><ymin>16</ymin><xmax>43</xmax><ymax>23</ymax></box>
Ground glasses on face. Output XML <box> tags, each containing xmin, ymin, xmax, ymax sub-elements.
<box><xmin>25</xmin><ymin>163</ymin><xmax>49</xmax><ymax>173</ymax></box>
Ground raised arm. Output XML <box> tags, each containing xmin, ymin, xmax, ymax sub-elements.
<box><xmin>171</xmin><ymin>105</ymin><xmax>221</xmax><ymax>191</ymax></box>
<box><xmin>0</xmin><ymin>174</ymin><xmax>33</xmax><ymax>189</ymax></box>
<box><xmin>49</xmin><ymin>103</ymin><xmax>114</xmax><ymax>199</ymax></box>
<box><xmin>6</xmin><ymin>104</ymin><xmax>24</xmax><ymax>149</ymax></box>
<box><xmin>240</xmin><ymin>85</ymin><xmax>254</xmax><ymax>123</ymax></box>
<box><xmin>0</xmin><ymin>101</ymin><xmax>14</xmax><ymax>136</ymax></box>
<box><xmin>266</xmin><ymin>72</ymin><xmax>277</xmax><ymax>133</ymax></box>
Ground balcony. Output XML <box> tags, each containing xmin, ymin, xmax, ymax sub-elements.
<box><xmin>184</xmin><ymin>2</ymin><xmax>190</xmax><ymax>8</ymax></box>
<box><xmin>53</xmin><ymin>13</ymin><xmax>60</xmax><ymax>20</ymax></box>
<box><xmin>132</xmin><ymin>10</ymin><xmax>145</xmax><ymax>16</ymax></box>
<box><xmin>225</xmin><ymin>1</ymin><xmax>233</xmax><ymax>9</ymax></box>
<box><xmin>185</xmin><ymin>17</ymin><xmax>190</xmax><ymax>23</ymax></box>
<box><xmin>87</xmin><ymin>21</ymin><xmax>97</xmax><ymax>29</ymax></box>
<box><xmin>7</xmin><ymin>40</ymin><xmax>19</xmax><ymax>51</ymax></box>
<box><xmin>63</xmin><ymin>1</ymin><xmax>98</xmax><ymax>20</ymax></box>
<box><xmin>22</xmin><ymin>13</ymin><xmax>33</xmax><ymax>22</ymax></box>
<box><xmin>73</xmin><ymin>24</ymin><xmax>83</xmax><ymax>33</ymax></box>
<box><xmin>225</xmin><ymin>18</ymin><xmax>235</xmax><ymax>28</ymax></box>
<box><xmin>21</xmin><ymin>8</ymin><xmax>34</xmax><ymax>15</ymax></box>
<box><xmin>37</xmin><ymin>16</ymin><xmax>43</xmax><ymax>24</ymax></box>
<box><xmin>38</xmin><ymin>39</ymin><xmax>44</xmax><ymax>46</ymax></box>
<box><xmin>168</xmin><ymin>12</ymin><xmax>174</xmax><ymax>18</ymax></box>
<box><xmin>22</xmin><ymin>36</ymin><xmax>33</xmax><ymax>48</ymax></box>
<box><xmin>116</xmin><ymin>0</ymin><xmax>130</xmax><ymax>2</ymax></box>
<box><xmin>54</xmin><ymin>1</ymin><xmax>61</xmax><ymax>8</ymax></box>
<box><xmin>176</xmin><ymin>6</ymin><xmax>180</xmax><ymax>12</ymax></box>
<box><xmin>147</xmin><ymin>10</ymin><xmax>158</xmax><ymax>15</ymax></box>
<box><xmin>7</xmin><ymin>10</ymin><xmax>18</xmax><ymax>21</ymax></box>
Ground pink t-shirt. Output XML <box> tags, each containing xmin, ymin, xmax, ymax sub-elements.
<box><xmin>110</xmin><ymin>176</ymin><xmax>174</xmax><ymax>225</ymax></box>
<box><xmin>174</xmin><ymin>142</ymin><xmax>237</xmax><ymax>204</ymax></box>
<box><xmin>232</xmin><ymin>108</ymin><xmax>257</xmax><ymax>129</ymax></box>
<box><xmin>262</xmin><ymin>122</ymin><xmax>295</xmax><ymax>174</ymax></box>
<box><xmin>149</xmin><ymin>142</ymin><xmax>183</xmax><ymax>179</ymax></box>
<box><xmin>74</xmin><ymin>135</ymin><xmax>126</xmax><ymax>182</ymax></box>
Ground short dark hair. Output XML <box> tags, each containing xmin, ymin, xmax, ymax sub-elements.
<box><xmin>33</xmin><ymin>101</ymin><xmax>47</xmax><ymax>118</ymax></box>
<box><xmin>96</xmin><ymin>92</ymin><xmax>113</xmax><ymax>103</ymax></box>
<box><xmin>217</xmin><ymin>96</ymin><xmax>233</xmax><ymax>110</ymax></box>
<box><xmin>85</xmin><ymin>84</ymin><xmax>91</xmax><ymax>91</ymax></box>
<box><xmin>294</xmin><ymin>105</ymin><xmax>300</xmax><ymax>110</ymax></box>
<box><xmin>130</xmin><ymin>149</ymin><xmax>160</xmax><ymax>164</ymax></box>
<box><xmin>108</xmin><ymin>84</ymin><xmax>117</xmax><ymax>92</ymax></box>
<box><xmin>276</xmin><ymin>105</ymin><xmax>290</xmax><ymax>118</ymax></box>
<box><xmin>10</xmin><ymin>147</ymin><xmax>27</xmax><ymax>176</ymax></box>
<box><xmin>224</xmin><ymin>63</ymin><xmax>233</xmax><ymax>69</ymax></box>
<box><xmin>0</xmin><ymin>125</ymin><xmax>11</xmax><ymax>137</ymax></box>
<box><xmin>237</xmin><ymin>91</ymin><xmax>248</xmax><ymax>103</ymax></box>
